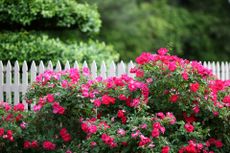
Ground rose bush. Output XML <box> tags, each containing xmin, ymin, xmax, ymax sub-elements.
<box><xmin>0</xmin><ymin>48</ymin><xmax>229</xmax><ymax>153</ymax></box>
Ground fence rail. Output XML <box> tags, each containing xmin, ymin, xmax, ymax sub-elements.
<box><xmin>0</xmin><ymin>60</ymin><xmax>229</xmax><ymax>109</ymax></box>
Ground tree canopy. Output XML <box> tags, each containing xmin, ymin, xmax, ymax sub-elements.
<box><xmin>83</xmin><ymin>0</ymin><xmax>230</xmax><ymax>61</ymax></box>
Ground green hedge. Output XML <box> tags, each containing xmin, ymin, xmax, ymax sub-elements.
<box><xmin>0</xmin><ymin>31</ymin><xmax>119</xmax><ymax>65</ymax></box>
<box><xmin>0</xmin><ymin>0</ymin><xmax>101</xmax><ymax>34</ymax></box>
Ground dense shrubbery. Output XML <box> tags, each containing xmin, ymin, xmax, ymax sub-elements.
<box><xmin>0</xmin><ymin>32</ymin><xmax>119</xmax><ymax>65</ymax></box>
<box><xmin>0</xmin><ymin>0</ymin><xmax>119</xmax><ymax>65</ymax></box>
<box><xmin>0</xmin><ymin>49</ymin><xmax>229</xmax><ymax>152</ymax></box>
<box><xmin>0</xmin><ymin>0</ymin><xmax>101</xmax><ymax>34</ymax></box>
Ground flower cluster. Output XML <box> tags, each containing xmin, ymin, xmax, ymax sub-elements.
<box><xmin>0</xmin><ymin>48</ymin><xmax>229</xmax><ymax>153</ymax></box>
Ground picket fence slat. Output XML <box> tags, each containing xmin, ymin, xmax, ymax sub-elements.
<box><xmin>0</xmin><ymin>61</ymin><xmax>3</xmax><ymax>102</ymax></box>
<box><xmin>108</xmin><ymin>61</ymin><xmax>116</xmax><ymax>77</ymax></box>
<box><xmin>65</xmin><ymin>61</ymin><xmax>70</xmax><ymax>70</ymax></box>
<box><xmin>22</xmin><ymin>61</ymin><xmax>28</xmax><ymax>109</ymax></box>
<box><xmin>39</xmin><ymin>61</ymin><xmax>45</xmax><ymax>74</ymax></box>
<box><xmin>100</xmin><ymin>61</ymin><xmax>107</xmax><ymax>79</ymax></box>
<box><xmin>6</xmin><ymin>61</ymin><xmax>12</xmax><ymax>104</ymax></box>
<box><xmin>13</xmin><ymin>61</ymin><xmax>20</xmax><ymax>105</ymax></box>
<box><xmin>56</xmin><ymin>61</ymin><xmax>62</xmax><ymax>72</ymax></box>
<box><xmin>91</xmin><ymin>60</ymin><xmax>97</xmax><ymax>79</ymax></box>
<box><xmin>74</xmin><ymin>61</ymin><xmax>79</xmax><ymax>69</ymax></box>
<box><xmin>47</xmin><ymin>61</ymin><xmax>53</xmax><ymax>70</ymax></box>
<box><xmin>0</xmin><ymin>60</ymin><xmax>229</xmax><ymax>106</ymax></box>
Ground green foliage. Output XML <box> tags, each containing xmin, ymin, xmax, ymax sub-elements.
<box><xmin>0</xmin><ymin>31</ymin><xmax>119</xmax><ymax>65</ymax></box>
<box><xmin>0</xmin><ymin>0</ymin><xmax>101</xmax><ymax>35</ymax></box>
<box><xmin>0</xmin><ymin>0</ymin><xmax>119</xmax><ymax>64</ymax></box>
<box><xmin>83</xmin><ymin>0</ymin><xmax>230</xmax><ymax>61</ymax></box>
<box><xmin>64</xmin><ymin>40</ymin><xmax>119</xmax><ymax>65</ymax></box>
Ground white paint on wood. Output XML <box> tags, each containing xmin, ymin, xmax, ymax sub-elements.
<box><xmin>55</xmin><ymin>61</ymin><xmax>62</xmax><ymax>72</ymax></box>
<box><xmin>73</xmin><ymin>61</ymin><xmax>79</xmax><ymax>69</ymax></box>
<box><xmin>30</xmin><ymin>61</ymin><xmax>37</xmax><ymax>83</ymax></box>
<box><xmin>100</xmin><ymin>61</ymin><xmax>107</xmax><ymax>79</ymax></box>
<box><xmin>39</xmin><ymin>61</ymin><xmax>45</xmax><ymax>74</ymax></box>
<box><xmin>22</xmin><ymin>61</ymin><xmax>28</xmax><ymax>109</ymax></box>
<box><xmin>13</xmin><ymin>61</ymin><xmax>20</xmax><ymax>105</ymax></box>
<box><xmin>65</xmin><ymin>61</ymin><xmax>70</xmax><ymax>70</ymax></box>
<box><xmin>118</xmin><ymin>61</ymin><xmax>126</xmax><ymax>77</ymax></box>
<box><xmin>108</xmin><ymin>61</ymin><xmax>116</xmax><ymax>77</ymax></box>
<box><xmin>47</xmin><ymin>61</ymin><xmax>53</xmax><ymax>70</ymax></box>
<box><xmin>6</xmin><ymin>61</ymin><xmax>12</xmax><ymax>104</ymax></box>
<box><xmin>83</xmin><ymin>61</ymin><xmax>88</xmax><ymax>68</ymax></box>
<box><xmin>91</xmin><ymin>60</ymin><xmax>97</xmax><ymax>79</ymax></box>
<box><xmin>0</xmin><ymin>61</ymin><xmax>3</xmax><ymax>102</ymax></box>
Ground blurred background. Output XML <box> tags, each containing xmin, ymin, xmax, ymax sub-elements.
<box><xmin>0</xmin><ymin>0</ymin><xmax>230</xmax><ymax>65</ymax></box>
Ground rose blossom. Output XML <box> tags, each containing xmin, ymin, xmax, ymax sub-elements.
<box><xmin>190</xmin><ymin>82</ymin><xmax>200</xmax><ymax>92</ymax></box>
<box><xmin>43</xmin><ymin>141</ymin><xmax>56</xmax><ymax>150</ymax></box>
<box><xmin>184</xmin><ymin>123</ymin><xmax>194</xmax><ymax>133</ymax></box>
<box><xmin>117</xmin><ymin>129</ymin><xmax>126</xmax><ymax>136</ymax></box>
<box><xmin>157</xmin><ymin>48</ymin><xmax>168</xmax><ymax>55</ymax></box>
<box><xmin>161</xmin><ymin>146</ymin><xmax>170</xmax><ymax>153</ymax></box>
<box><xmin>46</xmin><ymin>94</ymin><xmax>55</xmax><ymax>103</ymax></box>
<box><xmin>169</xmin><ymin>94</ymin><xmax>179</xmax><ymax>103</ymax></box>
<box><xmin>151</xmin><ymin>128</ymin><xmax>160</xmax><ymax>138</ymax></box>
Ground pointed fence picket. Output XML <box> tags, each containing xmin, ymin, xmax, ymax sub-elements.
<box><xmin>0</xmin><ymin>60</ymin><xmax>229</xmax><ymax>108</ymax></box>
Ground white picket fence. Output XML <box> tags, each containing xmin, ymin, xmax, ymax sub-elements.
<box><xmin>0</xmin><ymin>60</ymin><xmax>229</xmax><ymax>109</ymax></box>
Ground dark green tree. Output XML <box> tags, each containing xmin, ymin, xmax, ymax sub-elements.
<box><xmin>83</xmin><ymin>0</ymin><xmax>230</xmax><ymax>61</ymax></box>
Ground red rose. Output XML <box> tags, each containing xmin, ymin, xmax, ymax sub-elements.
<box><xmin>117</xmin><ymin>110</ymin><xmax>125</xmax><ymax>118</ymax></box>
<box><xmin>52</xmin><ymin>102</ymin><xmax>65</xmax><ymax>115</ymax></box>
<box><xmin>169</xmin><ymin>94</ymin><xmax>179</xmax><ymax>103</ymax></box>
<box><xmin>13</xmin><ymin>103</ymin><xmax>24</xmax><ymax>112</ymax></box>
<box><xmin>215</xmin><ymin>140</ymin><xmax>223</xmax><ymax>148</ymax></box>
<box><xmin>43</xmin><ymin>141</ymin><xmax>56</xmax><ymax>150</ymax></box>
<box><xmin>184</xmin><ymin>144</ymin><xmax>197</xmax><ymax>153</ymax></box>
<box><xmin>151</xmin><ymin>128</ymin><xmax>160</xmax><ymax>138</ymax></box>
<box><xmin>81</xmin><ymin>123</ymin><xmax>89</xmax><ymax>133</ymax></box>
<box><xmin>0</xmin><ymin>128</ymin><xmax>4</xmax><ymax>136</ymax></box>
<box><xmin>102</xmin><ymin>95</ymin><xmax>115</xmax><ymax>105</ymax></box>
<box><xmin>121</xmin><ymin>116</ymin><xmax>127</xmax><ymax>124</ymax></box>
<box><xmin>190</xmin><ymin>82</ymin><xmax>200</xmax><ymax>92</ymax></box>
<box><xmin>31</xmin><ymin>140</ymin><xmax>39</xmax><ymax>148</ymax></box>
<box><xmin>46</xmin><ymin>94</ymin><xmax>55</xmax><ymax>103</ymax></box>
<box><xmin>161</xmin><ymin>146</ymin><xmax>170</xmax><ymax>153</ymax></box>
<box><xmin>184</xmin><ymin>123</ymin><xmax>194</xmax><ymax>133</ymax></box>
<box><xmin>136</xmin><ymin>52</ymin><xmax>153</xmax><ymax>65</ymax></box>
<box><xmin>23</xmin><ymin>141</ymin><xmax>31</xmax><ymax>149</ymax></box>
<box><xmin>62</xmin><ymin>133</ymin><xmax>71</xmax><ymax>142</ymax></box>
<box><xmin>157</xmin><ymin>48</ymin><xmax>168</xmax><ymax>55</ymax></box>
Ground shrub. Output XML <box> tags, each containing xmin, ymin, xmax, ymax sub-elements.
<box><xmin>0</xmin><ymin>0</ymin><xmax>101</xmax><ymax>34</ymax></box>
<box><xmin>0</xmin><ymin>49</ymin><xmax>229</xmax><ymax>152</ymax></box>
<box><xmin>0</xmin><ymin>32</ymin><xmax>119</xmax><ymax>65</ymax></box>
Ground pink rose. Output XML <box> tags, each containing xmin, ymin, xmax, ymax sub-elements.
<box><xmin>190</xmin><ymin>82</ymin><xmax>200</xmax><ymax>92</ymax></box>
<box><xmin>184</xmin><ymin>123</ymin><xmax>194</xmax><ymax>133</ymax></box>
